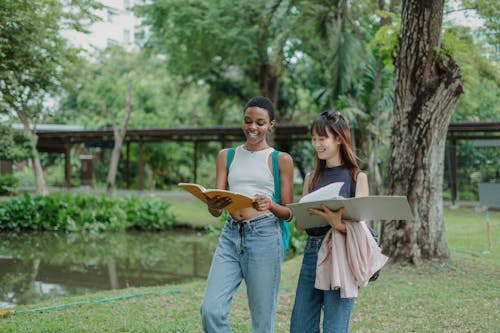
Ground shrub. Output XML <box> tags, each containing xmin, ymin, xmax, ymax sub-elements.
<box><xmin>0</xmin><ymin>174</ymin><xmax>18</xmax><ymax>196</ymax></box>
<box><xmin>0</xmin><ymin>193</ymin><xmax>177</xmax><ymax>232</ymax></box>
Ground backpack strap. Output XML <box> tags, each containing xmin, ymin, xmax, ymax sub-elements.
<box><xmin>271</xmin><ymin>150</ymin><xmax>290</xmax><ymax>259</ymax></box>
<box><xmin>271</xmin><ymin>150</ymin><xmax>281</xmax><ymax>204</ymax></box>
<box><xmin>226</xmin><ymin>148</ymin><xmax>235</xmax><ymax>174</ymax></box>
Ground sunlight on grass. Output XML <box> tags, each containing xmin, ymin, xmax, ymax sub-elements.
<box><xmin>1</xmin><ymin>206</ymin><xmax>498</xmax><ymax>332</ymax></box>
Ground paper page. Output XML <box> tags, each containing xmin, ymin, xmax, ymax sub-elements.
<box><xmin>299</xmin><ymin>182</ymin><xmax>344</xmax><ymax>203</ymax></box>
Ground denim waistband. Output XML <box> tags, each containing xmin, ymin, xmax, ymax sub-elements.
<box><xmin>227</xmin><ymin>213</ymin><xmax>275</xmax><ymax>225</ymax></box>
<box><xmin>306</xmin><ymin>234</ymin><xmax>325</xmax><ymax>249</ymax></box>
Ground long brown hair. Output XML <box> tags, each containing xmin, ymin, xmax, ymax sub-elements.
<box><xmin>309</xmin><ymin>111</ymin><xmax>360</xmax><ymax>189</ymax></box>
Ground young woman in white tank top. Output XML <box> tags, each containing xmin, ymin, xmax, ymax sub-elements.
<box><xmin>200</xmin><ymin>96</ymin><xmax>294</xmax><ymax>333</ymax></box>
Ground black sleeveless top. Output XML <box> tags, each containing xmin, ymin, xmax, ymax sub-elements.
<box><xmin>306</xmin><ymin>165</ymin><xmax>356</xmax><ymax>236</ymax></box>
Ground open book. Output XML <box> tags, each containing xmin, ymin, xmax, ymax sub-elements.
<box><xmin>178</xmin><ymin>183</ymin><xmax>254</xmax><ymax>213</ymax></box>
<box><xmin>287</xmin><ymin>182</ymin><xmax>413</xmax><ymax>229</ymax></box>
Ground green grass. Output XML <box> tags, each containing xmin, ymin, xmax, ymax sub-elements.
<box><xmin>168</xmin><ymin>196</ymin><xmax>221</xmax><ymax>228</ymax></box>
<box><xmin>1</xmin><ymin>207</ymin><xmax>499</xmax><ymax>332</ymax></box>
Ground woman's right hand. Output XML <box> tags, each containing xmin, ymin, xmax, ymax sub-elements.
<box><xmin>205</xmin><ymin>195</ymin><xmax>232</xmax><ymax>211</ymax></box>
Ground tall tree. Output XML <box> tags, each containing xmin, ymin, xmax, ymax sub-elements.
<box><xmin>381</xmin><ymin>0</ymin><xmax>464</xmax><ymax>264</ymax></box>
<box><xmin>289</xmin><ymin>0</ymin><xmax>369</xmax><ymax>108</ymax></box>
<box><xmin>135</xmin><ymin>0</ymin><xmax>291</xmax><ymax>117</ymax></box>
<box><xmin>105</xmin><ymin>84</ymin><xmax>132</xmax><ymax>193</ymax></box>
<box><xmin>65</xmin><ymin>47</ymin><xmax>138</xmax><ymax>192</ymax></box>
<box><xmin>0</xmin><ymin>0</ymin><xmax>101</xmax><ymax>195</ymax></box>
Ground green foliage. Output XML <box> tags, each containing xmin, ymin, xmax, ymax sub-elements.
<box><xmin>0</xmin><ymin>125</ymin><xmax>34</xmax><ymax>161</ymax></box>
<box><xmin>460</xmin><ymin>0</ymin><xmax>500</xmax><ymax>46</ymax></box>
<box><xmin>0</xmin><ymin>174</ymin><xmax>18</xmax><ymax>196</ymax></box>
<box><xmin>58</xmin><ymin>46</ymin><xmax>212</xmax><ymax>128</ymax></box>
<box><xmin>441</xmin><ymin>26</ymin><xmax>499</xmax><ymax>121</ymax></box>
<box><xmin>368</xmin><ymin>11</ymin><xmax>400</xmax><ymax>71</ymax></box>
<box><xmin>134</xmin><ymin>0</ymin><xmax>293</xmax><ymax>120</ymax></box>
<box><xmin>13</xmin><ymin>167</ymin><xmax>35</xmax><ymax>188</ymax></box>
<box><xmin>0</xmin><ymin>0</ymin><xmax>102</xmax><ymax>117</ymax></box>
<box><xmin>0</xmin><ymin>193</ymin><xmax>176</xmax><ymax>232</ymax></box>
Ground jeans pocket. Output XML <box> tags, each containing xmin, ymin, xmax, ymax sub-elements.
<box><xmin>251</xmin><ymin>219</ymin><xmax>278</xmax><ymax>237</ymax></box>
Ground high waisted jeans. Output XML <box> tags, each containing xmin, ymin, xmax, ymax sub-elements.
<box><xmin>290</xmin><ymin>235</ymin><xmax>355</xmax><ymax>333</ymax></box>
<box><xmin>200</xmin><ymin>213</ymin><xmax>282</xmax><ymax>333</ymax></box>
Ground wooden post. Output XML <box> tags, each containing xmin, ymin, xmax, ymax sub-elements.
<box><xmin>126</xmin><ymin>141</ymin><xmax>131</xmax><ymax>189</ymax></box>
<box><xmin>138</xmin><ymin>138</ymin><xmax>144</xmax><ymax>191</ymax></box>
<box><xmin>65</xmin><ymin>143</ymin><xmax>72</xmax><ymax>188</ymax></box>
<box><xmin>449</xmin><ymin>138</ymin><xmax>458</xmax><ymax>206</ymax></box>
<box><xmin>193</xmin><ymin>141</ymin><xmax>198</xmax><ymax>183</ymax></box>
<box><xmin>485</xmin><ymin>210</ymin><xmax>492</xmax><ymax>253</ymax></box>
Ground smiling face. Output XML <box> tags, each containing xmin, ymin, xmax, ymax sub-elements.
<box><xmin>242</xmin><ymin>106</ymin><xmax>274</xmax><ymax>147</ymax></box>
<box><xmin>311</xmin><ymin>127</ymin><xmax>342</xmax><ymax>166</ymax></box>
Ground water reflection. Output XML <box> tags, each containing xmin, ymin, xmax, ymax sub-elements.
<box><xmin>0</xmin><ymin>230</ymin><xmax>218</xmax><ymax>309</ymax></box>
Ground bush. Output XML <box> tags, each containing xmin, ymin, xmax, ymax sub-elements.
<box><xmin>0</xmin><ymin>193</ymin><xmax>177</xmax><ymax>232</ymax></box>
<box><xmin>0</xmin><ymin>174</ymin><xmax>18</xmax><ymax>196</ymax></box>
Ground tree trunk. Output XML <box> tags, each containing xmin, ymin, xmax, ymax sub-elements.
<box><xmin>258</xmin><ymin>62</ymin><xmax>282</xmax><ymax>107</ymax></box>
<box><xmin>106</xmin><ymin>86</ymin><xmax>133</xmax><ymax>193</ymax></box>
<box><xmin>380</xmin><ymin>0</ymin><xmax>464</xmax><ymax>264</ymax></box>
<box><xmin>363</xmin><ymin>0</ymin><xmax>394</xmax><ymax>195</ymax></box>
<box><xmin>368</xmin><ymin>142</ymin><xmax>383</xmax><ymax>195</ymax></box>
<box><xmin>17</xmin><ymin>111</ymin><xmax>48</xmax><ymax>196</ymax></box>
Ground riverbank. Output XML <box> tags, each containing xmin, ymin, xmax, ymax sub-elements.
<box><xmin>1</xmin><ymin>251</ymin><xmax>498</xmax><ymax>332</ymax></box>
<box><xmin>1</xmin><ymin>207</ymin><xmax>498</xmax><ymax>332</ymax></box>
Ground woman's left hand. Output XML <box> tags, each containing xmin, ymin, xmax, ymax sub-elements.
<box><xmin>308</xmin><ymin>205</ymin><xmax>346</xmax><ymax>232</ymax></box>
<box><xmin>253</xmin><ymin>194</ymin><xmax>273</xmax><ymax>211</ymax></box>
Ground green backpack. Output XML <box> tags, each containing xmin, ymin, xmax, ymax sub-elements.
<box><xmin>226</xmin><ymin>148</ymin><xmax>290</xmax><ymax>258</ymax></box>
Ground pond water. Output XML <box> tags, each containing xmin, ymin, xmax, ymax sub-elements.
<box><xmin>0</xmin><ymin>230</ymin><xmax>218</xmax><ymax>310</ymax></box>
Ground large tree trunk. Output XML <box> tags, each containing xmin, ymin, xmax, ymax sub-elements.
<box><xmin>17</xmin><ymin>111</ymin><xmax>48</xmax><ymax>196</ymax></box>
<box><xmin>380</xmin><ymin>0</ymin><xmax>464</xmax><ymax>264</ymax></box>
<box><xmin>106</xmin><ymin>86</ymin><xmax>132</xmax><ymax>193</ymax></box>
<box><xmin>258</xmin><ymin>62</ymin><xmax>282</xmax><ymax>107</ymax></box>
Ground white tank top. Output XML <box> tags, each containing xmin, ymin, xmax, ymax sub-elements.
<box><xmin>228</xmin><ymin>145</ymin><xmax>275</xmax><ymax>199</ymax></box>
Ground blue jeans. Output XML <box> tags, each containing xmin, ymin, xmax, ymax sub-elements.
<box><xmin>290</xmin><ymin>235</ymin><xmax>355</xmax><ymax>333</ymax></box>
<box><xmin>200</xmin><ymin>213</ymin><xmax>282</xmax><ymax>333</ymax></box>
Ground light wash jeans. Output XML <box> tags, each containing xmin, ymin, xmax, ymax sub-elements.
<box><xmin>200</xmin><ymin>213</ymin><xmax>282</xmax><ymax>333</ymax></box>
<box><xmin>290</xmin><ymin>235</ymin><xmax>355</xmax><ymax>333</ymax></box>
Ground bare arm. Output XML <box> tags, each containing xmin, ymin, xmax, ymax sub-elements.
<box><xmin>355</xmin><ymin>172</ymin><xmax>369</xmax><ymax>197</ymax></box>
<box><xmin>294</xmin><ymin>173</ymin><xmax>312</xmax><ymax>232</ymax></box>
<box><xmin>206</xmin><ymin>149</ymin><xmax>231</xmax><ymax>217</ymax></box>
<box><xmin>268</xmin><ymin>152</ymin><xmax>294</xmax><ymax>220</ymax></box>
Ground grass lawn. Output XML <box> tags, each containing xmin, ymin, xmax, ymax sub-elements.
<box><xmin>1</xmin><ymin>206</ymin><xmax>499</xmax><ymax>332</ymax></box>
<box><xmin>168</xmin><ymin>195</ymin><xmax>221</xmax><ymax>229</ymax></box>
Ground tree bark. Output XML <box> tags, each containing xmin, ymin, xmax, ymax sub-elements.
<box><xmin>106</xmin><ymin>86</ymin><xmax>133</xmax><ymax>193</ymax></box>
<box><xmin>17</xmin><ymin>111</ymin><xmax>48</xmax><ymax>196</ymax></box>
<box><xmin>381</xmin><ymin>0</ymin><xmax>464</xmax><ymax>264</ymax></box>
<box><xmin>258</xmin><ymin>62</ymin><xmax>282</xmax><ymax>107</ymax></box>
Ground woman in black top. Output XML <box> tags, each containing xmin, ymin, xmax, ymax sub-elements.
<box><xmin>290</xmin><ymin>111</ymin><xmax>368</xmax><ymax>333</ymax></box>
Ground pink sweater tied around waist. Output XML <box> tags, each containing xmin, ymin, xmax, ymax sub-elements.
<box><xmin>315</xmin><ymin>221</ymin><xmax>388</xmax><ymax>298</ymax></box>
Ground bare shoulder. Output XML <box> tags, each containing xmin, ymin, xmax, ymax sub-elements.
<box><xmin>302</xmin><ymin>172</ymin><xmax>312</xmax><ymax>196</ymax></box>
<box><xmin>277</xmin><ymin>151</ymin><xmax>293</xmax><ymax>166</ymax></box>
<box><xmin>216</xmin><ymin>148</ymin><xmax>231</xmax><ymax>165</ymax></box>
<box><xmin>356</xmin><ymin>171</ymin><xmax>368</xmax><ymax>183</ymax></box>
<box><xmin>219</xmin><ymin>148</ymin><xmax>230</xmax><ymax>156</ymax></box>
<box><xmin>355</xmin><ymin>171</ymin><xmax>369</xmax><ymax>196</ymax></box>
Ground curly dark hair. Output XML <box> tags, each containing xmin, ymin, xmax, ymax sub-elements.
<box><xmin>243</xmin><ymin>96</ymin><xmax>275</xmax><ymax>121</ymax></box>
